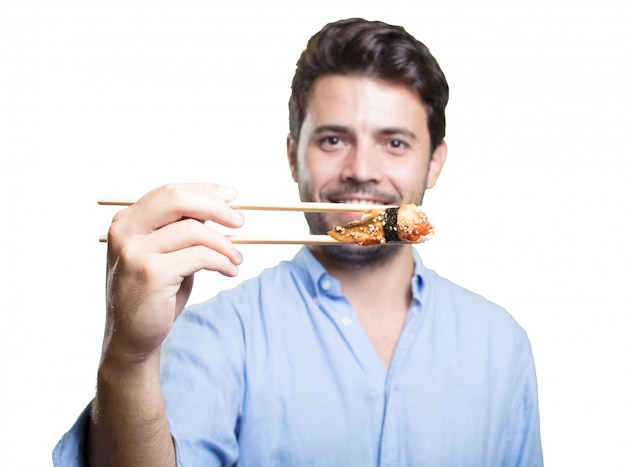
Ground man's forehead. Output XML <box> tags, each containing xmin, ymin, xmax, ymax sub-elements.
<box><xmin>303</xmin><ymin>75</ymin><xmax>428</xmax><ymax>132</ymax></box>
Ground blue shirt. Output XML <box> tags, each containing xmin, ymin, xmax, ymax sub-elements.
<box><xmin>54</xmin><ymin>247</ymin><xmax>542</xmax><ymax>466</ymax></box>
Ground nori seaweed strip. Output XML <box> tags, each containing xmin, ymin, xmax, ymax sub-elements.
<box><xmin>383</xmin><ymin>207</ymin><xmax>400</xmax><ymax>242</ymax></box>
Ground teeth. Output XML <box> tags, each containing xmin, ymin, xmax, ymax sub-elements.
<box><xmin>337</xmin><ymin>200</ymin><xmax>378</xmax><ymax>205</ymax></box>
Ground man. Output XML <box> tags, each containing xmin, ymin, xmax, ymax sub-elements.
<box><xmin>54</xmin><ymin>18</ymin><xmax>542</xmax><ymax>466</ymax></box>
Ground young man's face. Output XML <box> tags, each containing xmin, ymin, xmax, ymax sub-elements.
<box><xmin>288</xmin><ymin>74</ymin><xmax>446</xmax><ymax>239</ymax></box>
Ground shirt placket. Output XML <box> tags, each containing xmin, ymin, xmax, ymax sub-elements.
<box><xmin>315</xmin><ymin>272</ymin><xmax>389</xmax><ymax>448</ymax></box>
<box><xmin>378</xmin><ymin>297</ymin><xmax>422</xmax><ymax>467</ymax></box>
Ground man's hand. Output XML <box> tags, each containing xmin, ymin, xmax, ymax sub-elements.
<box><xmin>102</xmin><ymin>183</ymin><xmax>244</xmax><ymax>363</ymax></box>
<box><xmin>88</xmin><ymin>183</ymin><xmax>244</xmax><ymax>467</ymax></box>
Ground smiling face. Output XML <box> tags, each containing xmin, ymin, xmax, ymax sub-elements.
<box><xmin>287</xmin><ymin>74</ymin><xmax>446</xmax><ymax>265</ymax></box>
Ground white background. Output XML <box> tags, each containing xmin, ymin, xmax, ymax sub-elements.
<box><xmin>1</xmin><ymin>0</ymin><xmax>625</xmax><ymax>465</ymax></box>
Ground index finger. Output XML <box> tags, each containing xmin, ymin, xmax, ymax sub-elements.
<box><xmin>113</xmin><ymin>183</ymin><xmax>245</xmax><ymax>240</ymax></box>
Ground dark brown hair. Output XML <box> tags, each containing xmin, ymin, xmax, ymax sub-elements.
<box><xmin>288</xmin><ymin>18</ymin><xmax>449</xmax><ymax>153</ymax></box>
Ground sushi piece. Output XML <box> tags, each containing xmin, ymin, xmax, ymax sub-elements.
<box><xmin>327</xmin><ymin>204</ymin><xmax>434</xmax><ymax>246</ymax></box>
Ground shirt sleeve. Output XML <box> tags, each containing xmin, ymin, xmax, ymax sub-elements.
<box><xmin>52</xmin><ymin>290</ymin><xmax>247</xmax><ymax>466</ymax></box>
<box><xmin>52</xmin><ymin>403</ymin><xmax>188</xmax><ymax>466</ymax></box>
<box><xmin>504</xmin><ymin>338</ymin><xmax>544</xmax><ymax>467</ymax></box>
<box><xmin>52</xmin><ymin>404</ymin><xmax>90</xmax><ymax>467</ymax></box>
<box><xmin>160</xmin><ymin>296</ymin><xmax>247</xmax><ymax>465</ymax></box>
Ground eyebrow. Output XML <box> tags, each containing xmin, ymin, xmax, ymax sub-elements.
<box><xmin>376</xmin><ymin>127</ymin><xmax>418</xmax><ymax>141</ymax></box>
<box><xmin>312</xmin><ymin>125</ymin><xmax>418</xmax><ymax>141</ymax></box>
<box><xmin>312</xmin><ymin>125</ymin><xmax>353</xmax><ymax>137</ymax></box>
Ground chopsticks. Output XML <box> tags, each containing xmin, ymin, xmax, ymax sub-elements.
<box><xmin>98</xmin><ymin>234</ymin><xmax>341</xmax><ymax>244</ymax></box>
<box><xmin>98</xmin><ymin>199</ymin><xmax>397</xmax><ymax>244</ymax></box>
<box><xmin>97</xmin><ymin>198</ymin><xmax>392</xmax><ymax>212</ymax></box>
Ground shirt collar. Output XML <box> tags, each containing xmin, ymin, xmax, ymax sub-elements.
<box><xmin>292</xmin><ymin>246</ymin><xmax>426</xmax><ymax>302</ymax></box>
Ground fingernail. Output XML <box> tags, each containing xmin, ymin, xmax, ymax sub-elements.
<box><xmin>233</xmin><ymin>249</ymin><xmax>244</xmax><ymax>265</ymax></box>
<box><xmin>231</xmin><ymin>209</ymin><xmax>244</xmax><ymax>224</ymax></box>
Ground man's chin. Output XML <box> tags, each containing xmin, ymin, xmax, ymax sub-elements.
<box><xmin>317</xmin><ymin>242</ymin><xmax>400</xmax><ymax>267</ymax></box>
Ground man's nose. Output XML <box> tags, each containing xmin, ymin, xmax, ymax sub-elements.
<box><xmin>339</xmin><ymin>143</ymin><xmax>381</xmax><ymax>183</ymax></box>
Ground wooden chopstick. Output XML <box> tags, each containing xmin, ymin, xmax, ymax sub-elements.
<box><xmin>98</xmin><ymin>234</ymin><xmax>341</xmax><ymax>244</ymax></box>
<box><xmin>97</xmin><ymin>198</ymin><xmax>393</xmax><ymax>213</ymax></box>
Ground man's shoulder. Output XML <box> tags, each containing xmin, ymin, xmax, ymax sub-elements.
<box><xmin>425</xmin><ymin>268</ymin><xmax>500</xmax><ymax>308</ymax></box>
<box><xmin>422</xmin><ymin>267</ymin><xmax>526</xmax><ymax>337</ymax></box>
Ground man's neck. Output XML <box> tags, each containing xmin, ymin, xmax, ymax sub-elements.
<box><xmin>311</xmin><ymin>244</ymin><xmax>415</xmax><ymax>296</ymax></box>
<box><xmin>311</xmin><ymin>245</ymin><xmax>415</xmax><ymax>368</ymax></box>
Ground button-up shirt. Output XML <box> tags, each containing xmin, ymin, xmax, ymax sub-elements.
<box><xmin>53</xmin><ymin>247</ymin><xmax>542</xmax><ymax>466</ymax></box>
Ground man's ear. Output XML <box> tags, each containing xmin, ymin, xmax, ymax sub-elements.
<box><xmin>426</xmin><ymin>140</ymin><xmax>447</xmax><ymax>189</ymax></box>
<box><xmin>287</xmin><ymin>135</ymin><xmax>298</xmax><ymax>182</ymax></box>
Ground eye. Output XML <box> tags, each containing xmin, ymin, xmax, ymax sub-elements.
<box><xmin>319</xmin><ymin>135</ymin><xmax>346</xmax><ymax>151</ymax></box>
<box><xmin>386</xmin><ymin>138</ymin><xmax>409</xmax><ymax>154</ymax></box>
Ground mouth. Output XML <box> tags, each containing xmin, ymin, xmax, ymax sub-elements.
<box><xmin>322</xmin><ymin>184</ymin><xmax>397</xmax><ymax>207</ymax></box>
<box><xmin>333</xmin><ymin>198</ymin><xmax>388</xmax><ymax>205</ymax></box>
<box><xmin>329</xmin><ymin>193</ymin><xmax>396</xmax><ymax>207</ymax></box>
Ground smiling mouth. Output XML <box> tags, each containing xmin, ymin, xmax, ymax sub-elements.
<box><xmin>335</xmin><ymin>199</ymin><xmax>384</xmax><ymax>205</ymax></box>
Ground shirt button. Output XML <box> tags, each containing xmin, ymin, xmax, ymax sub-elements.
<box><xmin>341</xmin><ymin>316</ymin><xmax>352</xmax><ymax>327</ymax></box>
<box><xmin>320</xmin><ymin>279</ymin><xmax>332</xmax><ymax>291</ymax></box>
